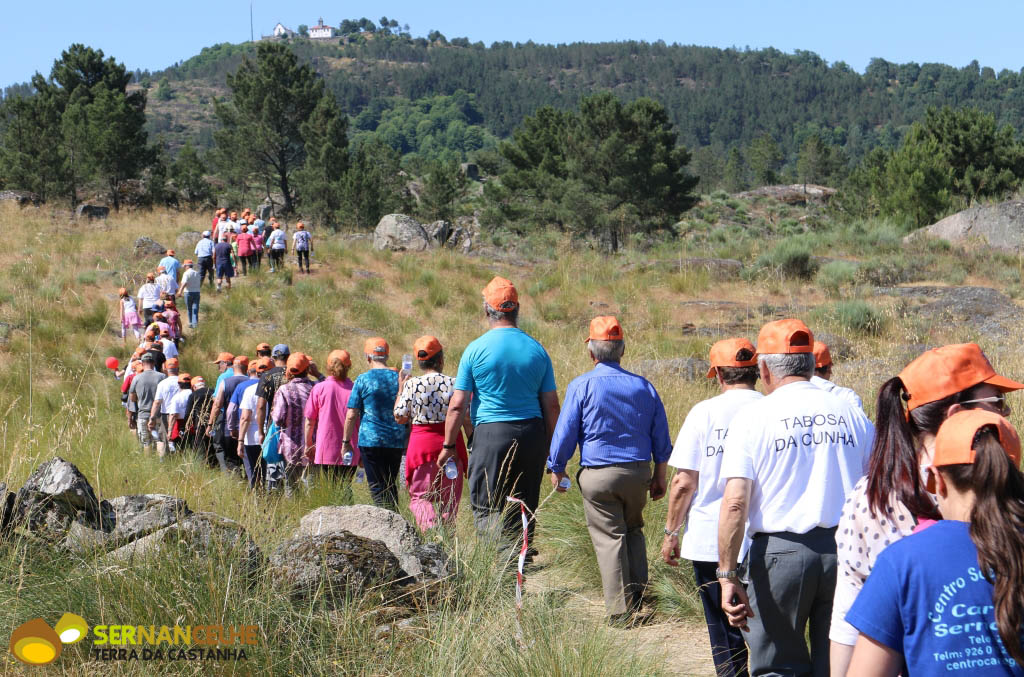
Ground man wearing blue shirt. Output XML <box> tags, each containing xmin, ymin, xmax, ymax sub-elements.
<box><xmin>547</xmin><ymin>316</ymin><xmax>671</xmax><ymax>621</ymax></box>
<box><xmin>158</xmin><ymin>249</ymin><xmax>181</xmax><ymax>282</ymax></box>
<box><xmin>443</xmin><ymin>277</ymin><xmax>560</xmax><ymax>555</ymax></box>
<box><xmin>194</xmin><ymin>231</ymin><xmax>215</xmax><ymax>288</ymax></box>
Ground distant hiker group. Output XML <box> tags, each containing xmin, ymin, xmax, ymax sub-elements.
<box><xmin>112</xmin><ymin>236</ymin><xmax>1024</xmax><ymax>677</ymax></box>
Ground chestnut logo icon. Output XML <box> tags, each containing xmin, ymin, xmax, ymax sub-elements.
<box><xmin>9</xmin><ymin>613</ymin><xmax>88</xmax><ymax>665</ymax></box>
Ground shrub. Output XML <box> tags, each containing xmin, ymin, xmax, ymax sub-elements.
<box><xmin>855</xmin><ymin>255</ymin><xmax>924</xmax><ymax>286</ymax></box>
<box><xmin>756</xmin><ymin>237</ymin><xmax>818</xmax><ymax>279</ymax></box>
<box><xmin>816</xmin><ymin>261</ymin><xmax>858</xmax><ymax>297</ymax></box>
<box><xmin>813</xmin><ymin>300</ymin><xmax>888</xmax><ymax>336</ymax></box>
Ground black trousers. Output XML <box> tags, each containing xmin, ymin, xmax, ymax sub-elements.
<box><xmin>269</xmin><ymin>249</ymin><xmax>284</xmax><ymax>268</ymax></box>
<box><xmin>297</xmin><ymin>249</ymin><xmax>310</xmax><ymax>271</ymax></box>
<box><xmin>693</xmin><ymin>560</ymin><xmax>750</xmax><ymax>677</ymax></box>
<box><xmin>198</xmin><ymin>256</ymin><xmax>214</xmax><ymax>286</ymax></box>
<box><xmin>468</xmin><ymin>418</ymin><xmax>547</xmax><ymax>546</ymax></box>
<box><xmin>360</xmin><ymin>446</ymin><xmax>404</xmax><ymax>511</ymax></box>
<box><xmin>242</xmin><ymin>444</ymin><xmax>265</xmax><ymax>490</ymax></box>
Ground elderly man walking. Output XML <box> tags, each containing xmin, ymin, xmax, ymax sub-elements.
<box><xmin>717</xmin><ymin>319</ymin><xmax>874</xmax><ymax>676</ymax></box>
<box><xmin>443</xmin><ymin>276</ymin><xmax>560</xmax><ymax>557</ymax></box>
<box><xmin>547</xmin><ymin>317</ymin><xmax>671</xmax><ymax>623</ymax></box>
<box><xmin>810</xmin><ymin>340</ymin><xmax>863</xmax><ymax>410</ymax></box>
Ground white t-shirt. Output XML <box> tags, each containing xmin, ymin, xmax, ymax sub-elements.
<box><xmin>160</xmin><ymin>339</ymin><xmax>178</xmax><ymax>359</ymax></box>
<box><xmin>154</xmin><ymin>376</ymin><xmax>181</xmax><ymax>415</ymax></box>
<box><xmin>720</xmin><ymin>380</ymin><xmax>874</xmax><ymax>535</ymax></box>
<box><xmin>155</xmin><ymin>273</ymin><xmax>178</xmax><ymax>296</ymax></box>
<box><xmin>239</xmin><ymin>383</ymin><xmax>261</xmax><ymax>446</ymax></box>
<box><xmin>668</xmin><ymin>388</ymin><xmax>763</xmax><ymax>562</ymax></box>
<box><xmin>180</xmin><ymin>268</ymin><xmax>202</xmax><ymax>293</ymax></box>
<box><xmin>167</xmin><ymin>388</ymin><xmax>192</xmax><ymax>419</ymax></box>
<box><xmin>267</xmin><ymin>229</ymin><xmax>286</xmax><ymax>250</ymax></box>
<box><xmin>137</xmin><ymin>283</ymin><xmax>160</xmax><ymax>309</ymax></box>
<box><xmin>810</xmin><ymin>375</ymin><xmax>864</xmax><ymax>410</ymax></box>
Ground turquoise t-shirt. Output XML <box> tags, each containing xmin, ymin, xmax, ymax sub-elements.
<box><xmin>347</xmin><ymin>368</ymin><xmax>408</xmax><ymax>448</ymax></box>
<box><xmin>454</xmin><ymin>327</ymin><xmax>557</xmax><ymax>425</ymax></box>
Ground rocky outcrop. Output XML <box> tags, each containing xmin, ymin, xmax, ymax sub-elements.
<box><xmin>269</xmin><ymin>532</ymin><xmax>412</xmax><ymax>605</ymax></box>
<box><xmin>75</xmin><ymin>204</ymin><xmax>109</xmax><ymax>220</ymax></box>
<box><xmin>12</xmin><ymin>458</ymin><xmax>104</xmax><ymax>540</ymax></box>
<box><xmin>905</xmin><ymin>200</ymin><xmax>1024</xmax><ymax>252</ymax></box>
<box><xmin>133</xmin><ymin>237</ymin><xmax>166</xmax><ymax>258</ymax></box>
<box><xmin>877</xmin><ymin>285</ymin><xmax>1023</xmax><ymax>340</ymax></box>
<box><xmin>64</xmin><ymin>494</ymin><xmax>192</xmax><ymax>553</ymax></box>
<box><xmin>0</xmin><ymin>190</ymin><xmax>42</xmax><ymax>206</ymax></box>
<box><xmin>297</xmin><ymin>505</ymin><xmax>450</xmax><ymax>581</ymax></box>
<box><xmin>735</xmin><ymin>184</ymin><xmax>836</xmax><ymax>205</ymax></box>
<box><xmin>373</xmin><ymin>214</ymin><xmax>431</xmax><ymax>252</ymax></box>
<box><xmin>175</xmin><ymin>231</ymin><xmax>203</xmax><ymax>252</ymax></box>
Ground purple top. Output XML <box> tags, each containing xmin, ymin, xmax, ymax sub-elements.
<box><xmin>304</xmin><ymin>377</ymin><xmax>360</xmax><ymax>465</ymax></box>
<box><xmin>271</xmin><ymin>377</ymin><xmax>314</xmax><ymax>465</ymax></box>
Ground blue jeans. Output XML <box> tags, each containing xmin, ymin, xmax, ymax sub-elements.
<box><xmin>185</xmin><ymin>291</ymin><xmax>200</xmax><ymax>326</ymax></box>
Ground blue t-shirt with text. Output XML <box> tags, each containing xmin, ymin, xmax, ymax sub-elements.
<box><xmin>454</xmin><ymin>327</ymin><xmax>556</xmax><ymax>425</ymax></box>
<box><xmin>847</xmin><ymin>520</ymin><xmax>1023</xmax><ymax>675</ymax></box>
<box><xmin>347</xmin><ymin>368</ymin><xmax>408</xmax><ymax>448</ymax></box>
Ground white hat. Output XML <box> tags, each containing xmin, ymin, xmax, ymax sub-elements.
<box><xmin>202</xmin><ymin>230</ymin><xmax>210</xmax><ymax>237</ymax></box>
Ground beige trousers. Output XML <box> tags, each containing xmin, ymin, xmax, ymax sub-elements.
<box><xmin>579</xmin><ymin>462</ymin><xmax>651</xmax><ymax>615</ymax></box>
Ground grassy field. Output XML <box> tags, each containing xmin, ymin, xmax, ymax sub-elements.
<box><xmin>0</xmin><ymin>199</ymin><xmax>1022</xmax><ymax>675</ymax></box>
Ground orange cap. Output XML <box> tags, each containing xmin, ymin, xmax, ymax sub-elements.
<box><xmin>813</xmin><ymin>342</ymin><xmax>833</xmax><ymax>369</ymax></box>
<box><xmin>287</xmin><ymin>352</ymin><xmax>310</xmax><ymax>375</ymax></box>
<box><xmin>133</xmin><ymin>360</ymin><xmax>145</xmax><ymax>373</ymax></box>
<box><xmin>177</xmin><ymin>373</ymin><xmax>191</xmax><ymax>384</ymax></box>
<box><xmin>899</xmin><ymin>343</ymin><xmax>1024</xmax><ymax>412</ymax></box>
<box><xmin>211</xmin><ymin>352</ymin><xmax>234</xmax><ymax>364</ymax></box>
<box><xmin>328</xmin><ymin>349</ymin><xmax>352</xmax><ymax>367</ymax></box>
<box><xmin>297</xmin><ymin>222</ymin><xmax>305</xmax><ymax>230</ymax></box>
<box><xmin>256</xmin><ymin>342</ymin><xmax>271</xmax><ymax>352</ymax></box>
<box><xmin>586</xmin><ymin>316</ymin><xmax>623</xmax><ymax>342</ymax></box>
<box><xmin>413</xmin><ymin>336</ymin><xmax>443</xmax><ymax>360</ymax></box>
<box><xmin>364</xmin><ymin>337</ymin><xmax>389</xmax><ymax>357</ymax></box>
<box><xmin>233</xmin><ymin>355</ymin><xmax>249</xmax><ymax>369</ymax></box>
<box><xmin>183</xmin><ymin>259</ymin><xmax>193</xmax><ymax>266</ymax></box>
<box><xmin>482</xmin><ymin>276</ymin><xmax>518</xmax><ymax>312</ymax></box>
<box><xmin>166</xmin><ymin>249</ymin><xmax>175</xmax><ymax>256</ymax></box>
<box><xmin>757</xmin><ymin>319</ymin><xmax>814</xmax><ymax>355</ymax></box>
<box><xmin>707</xmin><ymin>338</ymin><xmax>758</xmax><ymax>378</ymax></box>
<box><xmin>256</xmin><ymin>357</ymin><xmax>274</xmax><ymax>372</ymax></box>
<box><xmin>929</xmin><ymin>410</ymin><xmax>1021</xmax><ymax>492</ymax></box>
<box><xmin>118</xmin><ymin>286</ymin><xmax>127</xmax><ymax>296</ymax></box>
<box><xmin>165</xmin><ymin>357</ymin><xmax>179</xmax><ymax>369</ymax></box>
<box><xmin>247</xmin><ymin>361</ymin><xmax>259</xmax><ymax>375</ymax></box>
<box><xmin>146</xmin><ymin>272</ymin><xmax>155</xmax><ymax>281</ymax></box>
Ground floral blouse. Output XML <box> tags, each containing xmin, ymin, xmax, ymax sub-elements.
<box><xmin>393</xmin><ymin>373</ymin><xmax>455</xmax><ymax>425</ymax></box>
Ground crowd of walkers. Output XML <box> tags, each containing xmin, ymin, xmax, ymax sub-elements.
<box><xmin>113</xmin><ymin>251</ymin><xmax>1024</xmax><ymax>675</ymax></box>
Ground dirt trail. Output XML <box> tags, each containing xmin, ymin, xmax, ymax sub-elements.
<box><xmin>527</xmin><ymin>557</ymin><xmax>717</xmax><ymax>676</ymax></box>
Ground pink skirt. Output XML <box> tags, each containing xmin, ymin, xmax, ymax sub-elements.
<box><xmin>122</xmin><ymin>308</ymin><xmax>142</xmax><ymax>329</ymax></box>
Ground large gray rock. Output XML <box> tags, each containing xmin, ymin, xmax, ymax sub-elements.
<box><xmin>105</xmin><ymin>512</ymin><xmax>261</xmax><ymax>573</ymax></box>
<box><xmin>133</xmin><ymin>237</ymin><xmax>166</xmax><ymax>258</ymax></box>
<box><xmin>0</xmin><ymin>190</ymin><xmax>42</xmax><ymax>206</ymax></box>
<box><xmin>634</xmin><ymin>357</ymin><xmax>712</xmax><ymax>381</ymax></box>
<box><xmin>734</xmin><ymin>184</ymin><xmax>837</xmax><ymax>205</ymax></box>
<box><xmin>0</xmin><ymin>482</ymin><xmax>14</xmax><ymax>536</ymax></box>
<box><xmin>13</xmin><ymin>458</ymin><xmax>103</xmax><ymax>540</ymax></box>
<box><xmin>877</xmin><ymin>285</ymin><xmax>1023</xmax><ymax>340</ymax></box>
<box><xmin>64</xmin><ymin>494</ymin><xmax>192</xmax><ymax>553</ymax></box>
<box><xmin>297</xmin><ymin>505</ymin><xmax>450</xmax><ymax>581</ymax></box>
<box><xmin>175</xmin><ymin>231</ymin><xmax>203</xmax><ymax>252</ymax></box>
<box><xmin>75</xmin><ymin>204</ymin><xmax>109</xmax><ymax>220</ymax></box>
<box><xmin>373</xmin><ymin>214</ymin><xmax>430</xmax><ymax>252</ymax></box>
<box><xmin>269</xmin><ymin>532</ymin><xmax>411</xmax><ymax>605</ymax></box>
<box><xmin>906</xmin><ymin>201</ymin><xmax>1024</xmax><ymax>252</ymax></box>
<box><xmin>424</xmin><ymin>220</ymin><xmax>452</xmax><ymax>247</ymax></box>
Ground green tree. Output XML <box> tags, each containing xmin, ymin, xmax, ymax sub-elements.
<box><xmin>747</xmin><ymin>133</ymin><xmax>783</xmax><ymax>186</ymax></box>
<box><xmin>215</xmin><ymin>42</ymin><xmax>324</xmax><ymax>213</ymax></box>
<box><xmin>171</xmin><ymin>142</ymin><xmax>212</xmax><ymax>207</ymax></box>
<box><xmin>297</xmin><ymin>25</ymin><xmax>309</xmax><ymax>37</ymax></box>
<box><xmin>882</xmin><ymin>131</ymin><xmax>953</xmax><ymax>228</ymax></box>
<box><xmin>294</xmin><ymin>95</ymin><xmax>350</xmax><ymax>228</ymax></box>
<box><xmin>85</xmin><ymin>87</ymin><xmax>151</xmax><ymax>210</ymax></box>
<box><xmin>340</xmin><ymin>138</ymin><xmax>408</xmax><ymax>229</ymax></box>
<box><xmin>420</xmin><ymin>158</ymin><xmax>467</xmax><ymax>222</ymax></box>
<box><xmin>723</xmin><ymin>147</ymin><xmax>747</xmax><ymax>192</ymax></box>
<box><xmin>0</xmin><ymin>94</ymin><xmax>66</xmax><ymax>200</ymax></box>
<box><xmin>155</xmin><ymin>77</ymin><xmax>172</xmax><ymax>101</ymax></box>
<box><xmin>796</xmin><ymin>133</ymin><xmax>840</xmax><ymax>186</ymax></box>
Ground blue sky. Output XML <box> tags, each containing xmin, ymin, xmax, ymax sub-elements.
<box><xmin>5</xmin><ymin>1</ymin><xmax>1023</xmax><ymax>89</ymax></box>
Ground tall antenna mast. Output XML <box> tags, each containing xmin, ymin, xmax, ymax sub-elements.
<box><xmin>250</xmin><ymin>1</ymin><xmax>254</xmax><ymax>41</ymax></box>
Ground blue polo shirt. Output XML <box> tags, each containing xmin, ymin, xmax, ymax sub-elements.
<box><xmin>159</xmin><ymin>256</ymin><xmax>181</xmax><ymax>281</ymax></box>
<box><xmin>547</xmin><ymin>361</ymin><xmax>672</xmax><ymax>472</ymax></box>
<box><xmin>454</xmin><ymin>327</ymin><xmax>556</xmax><ymax>425</ymax></box>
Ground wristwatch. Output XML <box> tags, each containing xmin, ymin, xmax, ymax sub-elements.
<box><xmin>663</xmin><ymin>526</ymin><xmax>681</xmax><ymax>538</ymax></box>
<box><xmin>442</xmin><ymin>443</ymin><xmax>456</xmax><ymax>450</ymax></box>
<box><xmin>715</xmin><ymin>568</ymin><xmax>740</xmax><ymax>580</ymax></box>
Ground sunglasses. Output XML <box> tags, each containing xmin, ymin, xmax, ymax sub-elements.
<box><xmin>958</xmin><ymin>395</ymin><xmax>1010</xmax><ymax>414</ymax></box>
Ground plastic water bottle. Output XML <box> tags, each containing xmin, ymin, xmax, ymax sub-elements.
<box><xmin>402</xmin><ymin>353</ymin><xmax>413</xmax><ymax>374</ymax></box>
<box><xmin>342</xmin><ymin>450</ymin><xmax>353</xmax><ymax>466</ymax></box>
<box><xmin>444</xmin><ymin>458</ymin><xmax>458</xmax><ymax>480</ymax></box>
<box><xmin>558</xmin><ymin>477</ymin><xmax>572</xmax><ymax>491</ymax></box>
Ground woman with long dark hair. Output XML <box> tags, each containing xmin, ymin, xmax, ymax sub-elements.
<box><xmin>846</xmin><ymin>409</ymin><xmax>1024</xmax><ymax>675</ymax></box>
<box><xmin>830</xmin><ymin>343</ymin><xmax>1024</xmax><ymax>675</ymax></box>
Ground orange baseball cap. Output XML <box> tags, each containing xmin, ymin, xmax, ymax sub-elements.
<box><xmin>413</xmin><ymin>336</ymin><xmax>443</xmax><ymax>360</ymax></box>
<box><xmin>183</xmin><ymin>259</ymin><xmax>193</xmax><ymax>266</ymax></box>
<box><xmin>256</xmin><ymin>342</ymin><xmax>271</xmax><ymax>352</ymax></box>
<box><xmin>297</xmin><ymin>222</ymin><xmax>305</xmax><ymax>230</ymax></box>
<box><xmin>177</xmin><ymin>373</ymin><xmax>191</xmax><ymax>384</ymax></box>
<box><xmin>166</xmin><ymin>249</ymin><xmax>175</xmax><ymax>256</ymax></box>
<box><xmin>146</xmin><ymin>272</ymin><xmax>155</xmax><ymax>281</ymax></box>
<box><xmin>233</xmin><ymin>355</ymin><xmax>249</xmax><ymax>369</ymax></box>
<box><xmin>586</xmin><ymin>316</ymin><xmax>624</xmax><ymax>342</ymax></box>
<box><xmin>757</xmin><ymin>319</ymin><xmax>814</xmax><ymax>355</ymax></box>
<box><xmin>928</xmin><ymin>410</ymin><xmax>1021</xmax><ymax>492</ymax></box>
<box><xmin>211</xmin><ymin>352</ymin><xmax>234</xmax><ymax>364</ymax></box>
<box><xmin>899</xmin><ymin>343</ymin><xmax>1024</xmax><ymax>412</ymax></box>
<box><xmin>364</xmin><ymin>337</ymin><xmax>389</xmax><ymax>357</ymax></box>
<box><xmin>813</xmin><ymin>341</ymin><xmax>833</xmax><ymax>369</ymax></box>
<box><xmin>707</xmin><ymin>338</ymin><xmax>758</xmax><ymax>378</ymax></box>
<box><xmin>328</xmin><ymin>349</ymin><xmax>352</xmax><ymax>367</ymax></box>
<box><xmin>118</xmin><ymin>286</ymin><xmax>127</xmax><ymax>296</ymax></box>
<box><xmin>287</xmin><ymin>352</ymin><xmax>310</xmax><ymax>375</ymax></box>
<box><xmin>482</xmin><ymin>276</ymin><xmax>518</xmax><ymax>312</ymax></box>
<box><xmin>165</xmin><ymin>357</ymin><xmax>179</xmax><ymax>369</ymax></box>
<box><xmin>256</xmin><ymin>357</ymin><xmax>274</xmax><ymax>372</ymax></box>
